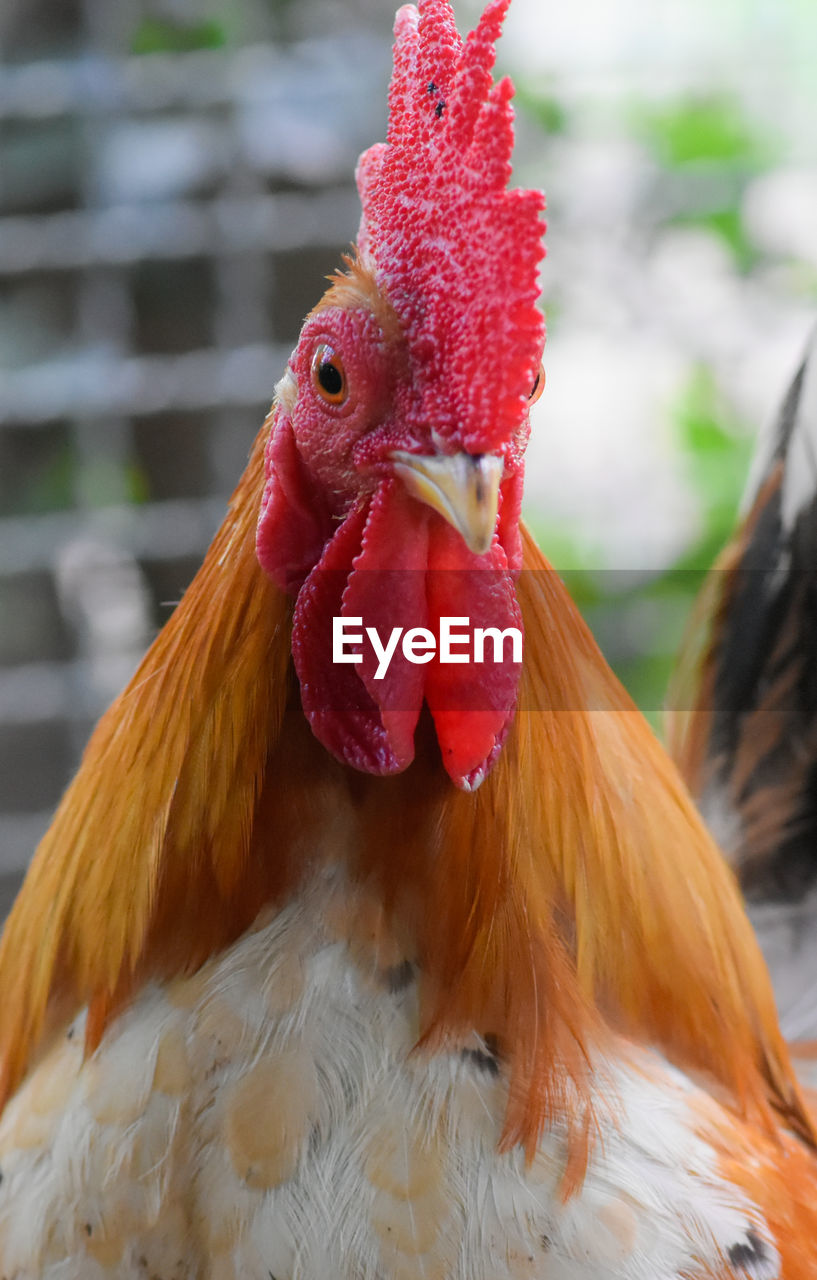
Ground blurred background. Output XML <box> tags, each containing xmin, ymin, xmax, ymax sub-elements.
<box><xmin>0</xmin><ymin>0</ymin><xmax>815</xmax><ymax>909</ymax></box>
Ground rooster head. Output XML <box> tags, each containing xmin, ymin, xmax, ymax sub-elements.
<box><xmin>256</xmin><ymin>0</ymin><xmax>545</xmax><ymax>789</ymax></box>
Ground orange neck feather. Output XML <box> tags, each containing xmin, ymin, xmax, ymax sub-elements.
<box><xmin>0</xmin><ymin>421</ymin><xmax>290</xmax><ymax>1098</ymax></box>
<box><xmin>0</xmin><ymin>425</ymin><xmax>810</xmax><ymax>1163</ymax></box>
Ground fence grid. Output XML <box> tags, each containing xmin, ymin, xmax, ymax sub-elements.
<box><xmin>0</xmin><ymin>34</ymin><xmax>390</xmax><ymax>895</ymax></box>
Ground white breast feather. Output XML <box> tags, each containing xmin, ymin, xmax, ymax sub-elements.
<box><xmin>0</xmin><ymin>871</ymin><xmax>778</xmax><ymax>1279</ymax></box>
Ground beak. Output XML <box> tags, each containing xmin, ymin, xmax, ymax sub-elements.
<box><xmin>390</xmin><ymin>450</ymin><xmax>503</xmax><ymax>556</ymax></box>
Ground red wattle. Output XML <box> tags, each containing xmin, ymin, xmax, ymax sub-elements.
<box><xmin>258</xmin><ymin>414</ymin><xmax>525</xmax><ymax>788</ymax></box>
<box><xmin>424</xmin><ymin>520</ymin><xmax>523</xmax><ymax>789</ymax></box>
<box><xmin>290</xmin><ymin>499</ymin><xmax>407</xmax><ymax>776</ymax></box>
<box><xmin>343</xmin><ymin>481</ymin><xmax>429</xmax><ymax>768</ymax></box>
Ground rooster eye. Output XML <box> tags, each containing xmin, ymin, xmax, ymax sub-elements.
<box><xmin>528</xmin><ymin>363</ymin><xmax>545</xmax><ymax>405</ymax></box>
<box><xmin>312</xmin><ymin>344</ymin><xmax>348</xmax><ymax>405</ymax></box>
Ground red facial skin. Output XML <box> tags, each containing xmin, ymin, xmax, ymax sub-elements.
<box><xmin>256</xmin><ymin>0</ymin><xmax>545</xmax><ymax>789</ymax></box>
<box><xmin>256</xmin><ymin>304</ymin><xmax>530</xmax><ymax>790</ymax></box>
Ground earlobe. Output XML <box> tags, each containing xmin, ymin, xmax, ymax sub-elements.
<box><xmin>257</xmin><ymin>415</ymin><xmax>334</xmax><ymax>596</ymax></box>
<box><xmin>274</xmin><ymin>367</ymin><xmax>298</xmax><ymax>415</ymax></box>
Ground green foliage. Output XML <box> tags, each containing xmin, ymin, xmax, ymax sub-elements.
<box><xmin>626</xmin><ymin>366</ymin><xmax>751</xmax><ymax>722</ymax></box>
<box><xmin>1</xmin><ymin>443</ymin><xmax>75</xmax><ymax>516</ymax></box>
<box><xmin>674</xmin><ymin>206</ymin><xmax>758</xmax><ymax>271</ymax></box>
<box><xmin>131</xmin><ymin>18</ymin><xmax>228</xmax><ymax>55</ymax></box>
<box><xmin>671</xmin><ymin>364</ymin><xmax>751</xmax><ymax>570</ymax></box>
<box><xmin>633</xmin><ymin>93</ymin><xmax>770</xmax><ymax>272</ymax></box>
<box><xmin>637</xmin><ymin>94</ymin><xmax>767</xmax><ymax>170</ymax></box>
<box><xmin>526</xmin><ymin>366</ymin><xmax>751</xmax><ymax>724</ymax></box>
<box><xmin>78</xmin><ymin>459</ymin><xmax>134</xmax><ymax>509</ymax></box>
<box><xmin>789</xmin><ymin>260</ymin><xmax>817</xmax><ymax>302</ymax></box>
<box><xmin>516</xmin><ymin>83</ymin><xmax>568</xmax><ymax>137</ymax></box>
<box><xmin>126</xmin><ymin>463</ymin><xmax>151</xmax><ymax>506</ymax></box>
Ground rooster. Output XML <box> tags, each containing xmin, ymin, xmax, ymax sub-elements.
<box><xmin>1</xmin><ymin>1</ymin><xmax>817</xmax><ymax>1276</ymax></box>
<box><xmin>669</xmin><ymin>329</ymin><xmax>817</xmax><ymax>1058</ymax></box>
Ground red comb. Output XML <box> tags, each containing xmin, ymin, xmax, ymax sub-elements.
<box><xmin>356</xmin><ymin>0</ymin><xmax>546</xmax><ymax>457</ymax></box>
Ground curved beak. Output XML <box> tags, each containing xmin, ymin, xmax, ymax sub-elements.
<box><xmin>390</xmin><ymin>450</ymin><xmax>503</xmax><ymax>556</ymax></box>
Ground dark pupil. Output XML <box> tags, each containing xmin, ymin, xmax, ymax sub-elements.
<box><xmin>318</xmin><ymin>359</ymin><xmax>343</xmax><ymax>396</ymax></box>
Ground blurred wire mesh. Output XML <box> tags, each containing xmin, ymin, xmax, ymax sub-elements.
<box><xmin>0</xmin><ymin>0</ymin><xmax>394</xmax><ymax>904</ymax></box>
<box><xmin>0</xmin><ymin>0</ymin><xmax>816</xmax><ymax>908</ymax></box>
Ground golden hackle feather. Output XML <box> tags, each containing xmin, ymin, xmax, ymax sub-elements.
<box><xmin>509</xmin><ymin>531</ymin><xmax>810</xmax><ymax>1147</ymax></box>
<box><xmin>356</xmin><ymin>529</ymin><xmax>813</xmax><ymax>1163</ymax></box>
<box><xmin>0</xmin><ymin>420</ymin><xmax>812</xmax><ymax>1169</ymax></box>
<box><xmin>0</xmin><ymin>424</ymin><xmax>292</xmax><ymax>1102</ymax></box>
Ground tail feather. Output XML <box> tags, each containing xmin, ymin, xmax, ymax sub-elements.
<box><xmin>670</xmin><ymin>325</ymin><xmax>817</xmax><ymax>1038</ymax></box>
